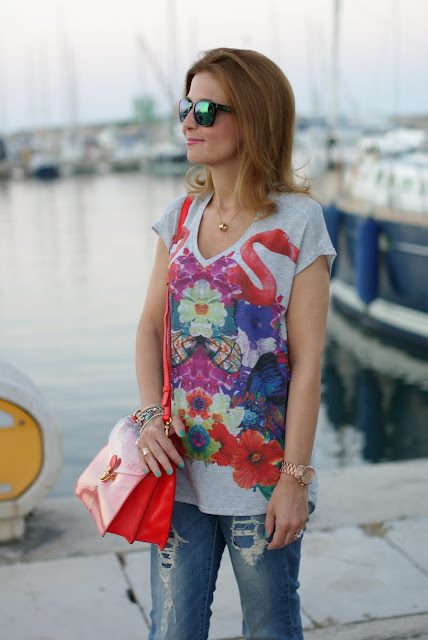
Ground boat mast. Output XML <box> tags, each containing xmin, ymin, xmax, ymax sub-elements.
<box><xmin>62</xmin><ymin>32</ymin><xmax>79</xmax><ymax>144</ymax></box>
<box><xmin>136</xmin><ymin>30</ymin><xmax>175</xmax><ymax>134</ymax></box>
<box><xmin>393</xmin><ymin>0</ymin><xmax>401</xmax><ymax>117</ymax></box>
<box><xmin>0</xmin><ymin>39</ymin><xmax>6</xmax><ymax>134</ymax></box>
<box><xmin>327</xmin><ymin>0</ymin><xmax>341</xmax><ymax>169</ymax></box>
<box><xmin>168</xmin><ymin>0</ymin><xmax>177</xmax><ymax>136</ymax></box>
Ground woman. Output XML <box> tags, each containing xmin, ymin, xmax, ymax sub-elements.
<box><xmin>135</xmin><ymin>48</ymin><xmax>335</xmax><ymax>640</ymax></box>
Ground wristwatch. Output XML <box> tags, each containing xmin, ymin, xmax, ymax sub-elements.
<box><xmin>280</xmin><ymin>461</ymin><xmax>315</xmax><ymax>486</ymax></box>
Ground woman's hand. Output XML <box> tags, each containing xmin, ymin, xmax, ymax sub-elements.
<box><xmin>264</xmin><ymin>474</ymin><xmax>309</xmax><ymax>549</ymax></box>
<box><xmin>136</xmin><ymin>415</ymin><xmax>185</xmax><ymax>476</ymax></box>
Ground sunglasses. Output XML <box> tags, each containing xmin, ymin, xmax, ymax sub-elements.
<box><xmin>179</xmin><ymin>98</ymin><xmax>232</xmax><ymax>127</ymax></box>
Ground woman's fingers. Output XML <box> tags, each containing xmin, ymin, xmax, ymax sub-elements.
<box><xmin>265</xmin><ymin>481</ymin><xmax>309</xmax><ymax>549</ymax></box>
<box><xmin>265</xmin><ymin>512</ymin><xmax>306</xmax><ymax>549</ymax></box>
<box><xmin>135</xmin><ymin>416</ymin><xmax>184</xmax><ymax>474</ymax></box>
<box><xmin>171</xmin><ymin>415</ymin><xmax>186</xmax><ymax>439</ymax></box>
<box><xmin>269</xmin><ymin>526</ymin><xmax>300</xmax><ymax>550</ymax></box>
<box><xmin>264</xmin><ymin>510</ymin><xmax>274</xmax><ymax>541</ymax></box>
<box><xmin>137</xmin><ymin>437</ymin><xmax>180</xmax><ymax>477</ymax></box>
<box><xmin>137</xmin><ymin>445</ymin><xmax>150</xmax><ymax>475</ymax></box>
<box><xmin>142</xmin><ymin>439</ymin><xmax>176</xmax><ymax>477</ymax></box>
<box><xmin>136</xmin><ymin>437</ymin><xmax>167</xmax><ymax>477</ymax></box>
<box><xmin>267</xmin><ymin>524</ymin><xmax>300</xmax><ymax>550</ymax></box>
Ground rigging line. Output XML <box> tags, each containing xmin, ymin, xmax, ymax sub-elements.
<box><xmin>364</xmin><ymin>17</ymin><xmax>396</xmax><ymax>112</ymax></box>
<box><xmin>305</xmin><ymin>18</ymin><xmax>335</xmax><ymax>118</ymax></box>
<box><xmin>347</xmin><ymin>0</ymin><xmax>428</xmax><ymax>56</ymax></box>
<box><xmin>347</xmin><ymin>0</ymin><xmax>398</xmax><ymax>32</ymax></box>
<box><xmin>305</xmin><ymin>18</ymin><xmax>326</xmax><ymax>116</ymax></box>
<box><xmin>305</xmin><ymin>15</ymin><xmax>359</xmax><ymax>120</ymax></box>
<box><xmin>338</xmin><ymin>0</ymin><xmax>399</xmax><ymax>115</ymax></box>
<box><xmin>335</xmin><ymin>73</ymin><xmax>360</xmax><ymax>118</ymax></box>
<box><xmin>0</xmin><ymin>38</ymin><xmax>7</xmax><ymax>132</ymax></box>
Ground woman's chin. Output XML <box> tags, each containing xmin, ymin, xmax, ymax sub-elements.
<box><xmin>186</xmin><ymin>150</ymin><xmax>206</xmax><ymax>165</ymax></box>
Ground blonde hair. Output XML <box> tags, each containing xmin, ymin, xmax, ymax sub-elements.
<box><xmin>184</xmin><ymin>47</ymin><xmax>310</xmax><ymax>215</ymax></box>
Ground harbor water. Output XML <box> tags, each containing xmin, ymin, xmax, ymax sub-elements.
<box><xmin>1</xmin><ymin>172</ymin><xmax>427</xmax><ymax>497</ymax></box>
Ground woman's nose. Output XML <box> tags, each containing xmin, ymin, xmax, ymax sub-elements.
<box><xmin>182</xmin><ymin>107</ymin><xmax>197</xmax><ymax>131</ymax></box>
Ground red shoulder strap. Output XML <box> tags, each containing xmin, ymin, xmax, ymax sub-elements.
<box><xmin>162</xmin><ymin>196</ymin><xmax>193</xmax><ymax>422</ymax></box>
<box><xmin>177</xmin><ymin>196</ymin><xmax>192</xmax><ymax>236</ymax></box>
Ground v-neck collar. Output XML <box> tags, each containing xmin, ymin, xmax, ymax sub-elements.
<box><xmin>192</xmin><ymin>194</ymin><xmax>261</xmax><ymax>266</ymax></box>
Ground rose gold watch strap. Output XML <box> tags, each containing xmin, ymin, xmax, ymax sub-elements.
<box><xmin>279</xmin><ymin>461</ymin><xmax>305</xmax><ymax>486</ymax></box>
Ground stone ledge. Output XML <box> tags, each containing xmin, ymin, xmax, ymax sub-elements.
<box><xmin>303</xmin><ymin>613</ymin><xmax>428</xmax><ymax>640</ymax></box>
<box><xmin>310</xmin><ymin>459</ymin><xmax>428</xmax><ymax>530</ymax></box>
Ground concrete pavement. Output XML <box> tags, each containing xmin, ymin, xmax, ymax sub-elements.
<box><xmin>0</xmin><ymin>459</ymin><xmax>427</xmax><ymax>640</ymax></box>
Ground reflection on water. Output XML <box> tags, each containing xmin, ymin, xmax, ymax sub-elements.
<box><xmin>0</xmin><ymin>173</ymin><xmax>427</xmax><ymax>497</ymax></box>
<box><xmin>318</xmin><ymin>308</ymin><xmax>428</xmax><ymax>468</ymax></box>
<box><xmin>0</xmin><ymin>173</ymin><xmax>187</xmax><ymax>497</ymax></box>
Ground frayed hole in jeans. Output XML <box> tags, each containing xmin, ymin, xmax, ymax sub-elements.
<box><xmin>231</xmin><ymin>516</ymin><xmax>267</xmax><ymax>566</ymax></box>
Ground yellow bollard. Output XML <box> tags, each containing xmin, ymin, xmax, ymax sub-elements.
<box><xmin>0</xmin><ymin>362</ymin><xmax>62</xmax><ymax>541</ymax></box>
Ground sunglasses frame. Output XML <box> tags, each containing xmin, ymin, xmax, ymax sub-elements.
<box><xmin>179</xmin><ymin>98</ymin><xmax>232</xmax><ymax>127</ymax></box>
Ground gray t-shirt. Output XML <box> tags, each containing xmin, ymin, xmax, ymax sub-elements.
<box><xmin>153</xmin><ymin>191</ymin><xmax>336</xmax><ymax>515</ymax></box>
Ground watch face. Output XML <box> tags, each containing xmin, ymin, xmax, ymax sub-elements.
<box><xmin>301</xmin><ymin>466</ymin><xmax>315</xmax><ymax>484</ymax></box>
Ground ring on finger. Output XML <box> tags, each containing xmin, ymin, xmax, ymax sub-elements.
<box><xmin>141</xmin><ymin>447</ymin><xmax>151</xmax><ymax>457</ymax></box>
<box><xmin>293</xmin><ymin>529</ymin><xmax>304</xmax><ymax>539</ymax></box>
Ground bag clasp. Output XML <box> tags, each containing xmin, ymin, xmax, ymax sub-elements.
<box><xmin>100</xmin><ymin>455</ymin><xmax>121</xmax><ymax>482</ymax></box>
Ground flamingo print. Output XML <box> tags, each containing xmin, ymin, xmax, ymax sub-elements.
<box><xmin>229</xmin><ymin>229</ymin><xmax>299</xmax><ymax>306</ymax></box>
<box><xmin>170</xmin><ymin>225</ymin><xmax>190</xmax><ymax>263</ymax></box>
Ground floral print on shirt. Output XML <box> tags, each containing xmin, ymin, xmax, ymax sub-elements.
<box><xmin>169</xmin><ymin>227</ymin><xmax>299</xmax><ymax>500</ymax></box>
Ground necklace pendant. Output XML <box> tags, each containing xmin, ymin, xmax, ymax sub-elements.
<box><xmin>219</xmin><ymin>223</ymin><xmax>228</xmax><ymax>232</ymax></box>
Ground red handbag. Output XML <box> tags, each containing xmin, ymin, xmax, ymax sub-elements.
<box><xmin>74</xmin><ymin>196</ymin><xmax>192</xmax><ymax>549</ymax></box>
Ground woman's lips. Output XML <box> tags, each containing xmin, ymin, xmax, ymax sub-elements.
<box><xmin>186</xmin><ymin>138</ymin><xmax>203</xmax><ymax>145</ymax></box>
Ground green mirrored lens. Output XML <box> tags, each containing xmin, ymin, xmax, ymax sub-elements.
<box><xmin>179</xmin><ymin>99</ymin><xmax>191</xmax><ymax>122</ymax></box>
<box><xmin>195</xmin><ymin>101</ymin><xmax>214</xmax><ymax>126</ymax></box>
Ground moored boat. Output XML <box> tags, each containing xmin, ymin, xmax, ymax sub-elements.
<box><xmin>29</xmin><ymin>152</ymin><xmax>61</xmax><ymax>180</ymax></box>
<box><xmin>324</xmin><ymin>127</ymin><xmax>428</xmax><ymax>349</ymax></box>
<box><xmin>0</xmin><ymin>137</ymin><xmax>11</xmax><ymax>180</ymax></box>
<box><xmin>144</xmin><ymin>141</ymin><xmax>189</xmax><ymax>176</ymax></box>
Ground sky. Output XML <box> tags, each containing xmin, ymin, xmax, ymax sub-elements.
<box><xmin>1</xmin><ymin>0</ymin><xmax>427</xmax><ymax>133</ymax></box>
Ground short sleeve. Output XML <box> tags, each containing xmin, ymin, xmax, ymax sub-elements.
<box><xmin>152</xmin><ymin>194</ymin><xmax>187</xmax><ymax>249</ymax></box>
<box><xmin>295</xmin><ymin>200</ymin><xmax>336</xmax><ymax>275</ymax></box>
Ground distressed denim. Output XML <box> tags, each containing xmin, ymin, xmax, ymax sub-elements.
<box><xmin>149</xmin><ymin>501</ymin><xmax>303</xmax><ymax>640</ymax></box>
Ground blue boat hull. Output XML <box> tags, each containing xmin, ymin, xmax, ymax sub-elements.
<box><xmin>32</xmin><ymin>165</ymin><xmax>60</xmax><ymax>180</ymax></box>
<box><xmin>324</xmin><ymin>204</ymin><xmax>428</xmax><ymax>348</ymax></box>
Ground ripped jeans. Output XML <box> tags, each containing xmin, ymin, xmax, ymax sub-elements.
<box><xmin>149</xmin><ymin>501</ymin><xmax>303</xmax><ymax>640</ymax></box>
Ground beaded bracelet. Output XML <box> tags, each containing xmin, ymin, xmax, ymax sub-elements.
<box><xmin>139</xmin><ymin>411</ymin><xmax>165</xmax><ymax>434</ymax></box>
<box><xmin>136</xmin><ymin>404</ymin><xmax>163</xmax><ymax>425</ymax></box>
<box><xmin>141</xmin><ymin>402</ymin><xmax>163</xmax><ymax>412</ymax></box>
<box><xmin>134</xmin><ymin>411</ymin><xmax>166</xmax><ymax>445</ymax></box>
<box><xmin>137</xmin><ymin>406</ymin><xmax>164</xmax><ymax>434</ymax></box>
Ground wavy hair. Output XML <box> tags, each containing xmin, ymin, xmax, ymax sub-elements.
<box><xmin>183</xmin><ymin>48</ymin><xmax>309</xmax><ymax>215</ymax></box>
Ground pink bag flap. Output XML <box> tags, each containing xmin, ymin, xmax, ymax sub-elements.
<box><xmin>74</xmin><ymin>415</ymin><xmax>148</xmax><ymax>536</ymax></box>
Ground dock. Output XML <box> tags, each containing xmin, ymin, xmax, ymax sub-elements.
<box><xmin>1</xmin><ymin>459</ymin><xmax>427</xmax><ymax>640</ymax></box>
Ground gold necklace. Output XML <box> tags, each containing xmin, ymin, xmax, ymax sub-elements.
<box><xmin>214</xmin><ymin>196</ymin><xmax>243</xmax><ymax>232</ymax></box>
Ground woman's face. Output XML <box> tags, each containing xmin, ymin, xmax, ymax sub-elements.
<box><xmin>181</xmin><ymin>71</ymin><xmax>240</xmax><ymax>171</ymax></box>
